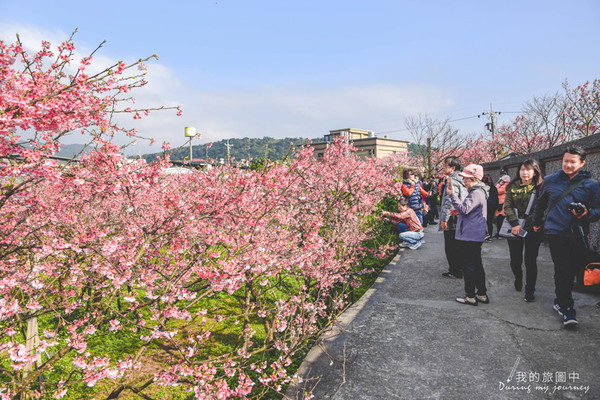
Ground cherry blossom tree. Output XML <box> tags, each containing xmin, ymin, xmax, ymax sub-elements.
<box><xmin>563</xmin><ymin>78</ymin><xmax>600</xmax><ymax>138</ymax></box>
<box><xmin>0</xmin><ymin>32</ymin><xmax>397</xmax><ymax>400</ymax></box>
<box><xmin>404</xmin><ymin>114</ymin><xmax>465</xmax><ymax>178</ymax></box>
<box><xmin>521</xmin><ymin>92</ymin><xmax>569</xmax><ymax>147</ymax></box>
<box><xmin>0</xmin><ymin>30</ymin><xmax>180</xmax><ymax>399</ymax></box>
<box><xmin>460</xmin><ymin>79</ymin><xmax>598</xmax><ymax>165</ymax></box>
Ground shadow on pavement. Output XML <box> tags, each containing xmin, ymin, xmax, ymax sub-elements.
<box><xmin>286</xmin><ymin>226</ymin><xmax>600</xmax><ymax>400</ymax></box>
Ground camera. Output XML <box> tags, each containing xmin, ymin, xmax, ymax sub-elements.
<box><xmin>568</xmin><ymin>202</ymin><xmax>586</xmax><ymax>216</ymax></box>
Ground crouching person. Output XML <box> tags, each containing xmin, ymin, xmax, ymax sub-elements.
<box><xmin>382</xmin><ymin>198</ymin><xmax>425</xmax><ymax>250</ymax></box>
<box><xmin>446</xmin><ymin>164</ymin><xmax>490</xmax><ymax>305</ymax></box>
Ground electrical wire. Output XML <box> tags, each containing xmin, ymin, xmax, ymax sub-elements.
<box><xmin>376</xmin><ymin>114</ymin><xmax>480</xmax><ymax>135</ymax></box>
<box><xmin>375</xmin><ymin>110</ymin><xmax>523</xmax><ymax>136</ymax></box>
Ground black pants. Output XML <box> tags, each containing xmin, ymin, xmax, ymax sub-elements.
<box><xmin>507</xmin><ymin>231</ymin><xmax>542</xmax><ymax>296</ymax></box>
<box><xmin>424</xmin><ymin>205</ymin><xmax>438</xmax><ymax>224</ymax></box>
<box><xmin>444</xmin><ymin>229</ymin><xmax>462</xmax><ymax>278</ymax></box>
<box><xmin>428</xmin><ymin>198</ymin><xmax>439</xmax><ymax>219</ymax></box>
<box><xmin>547</xmin><ymin>235</ymin><xmax>587</xmax><ymax>309</ymax></box>
<box><xmin>458</xmin><ymin>240</ymin><xmax>486</xmax><ymax>297</ymax></box>
<box><xmin>495</xmin><ymin>214</ymin><xmax>505</xmax><ymax>237</ymax></box>
<box><xmin>486</xmin><ymin>205</ymin><xmax>496</xmax><ymax>237</ymax></box>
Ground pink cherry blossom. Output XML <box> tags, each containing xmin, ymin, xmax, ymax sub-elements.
<box><xmin>1</xmin><ymin>33</ymin><xmax>399</xmax><ymax>399</ymax></box>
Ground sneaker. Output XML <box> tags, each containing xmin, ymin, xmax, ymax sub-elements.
<box><xmin>475</xmin><ymin>294</ymin><xmax>489</xmax><ymax>304</ymax></box>
<box><xmin>420</xmin><ymin>239</ymin><xmax>426</xmax><ymax>244</ymax></box>
<box><xmin>456</xmin><ymin>296</ymin><xmax>477</xmax><ymax>306</ymax></box>
<box><xmin>399</xmin><ymin>242</ymin><xmax>411</xmax><ymax>248</ymax></box>
<box><xmin>442</xmin><ymin>272</ymin><xmax>463</xmax><ymax>279</ymax></box>
<box><xmin>408</xmin><ymin>242</ymin><xmax>422</xmax><ymax>250</ymax></box>
<box><xmin>553</xmin><ymin>303</ymin><xmax>564</xmax><ymax>316</ymax></box>
<box><xmin>524</xmin><ymin>294</ymin><xmax>535</xmax><ymax>302</ymax></box>
<box><xmin>563</xmin><ymin>308</ymin><xmax>578</xmax><ymax>326</ymax></box>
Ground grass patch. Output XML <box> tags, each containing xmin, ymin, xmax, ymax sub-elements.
<box><xmin>6</xmin><ymin>200</ymin><xmax>401</xmax><ymax>400</ymax></box>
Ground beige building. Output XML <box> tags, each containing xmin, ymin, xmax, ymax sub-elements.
<box><xmin>310</xmin><ymin>128</ymin><xmax>408</xmax><ymax>159</ymax></box>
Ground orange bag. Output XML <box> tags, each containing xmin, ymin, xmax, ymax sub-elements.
<box><xmin>583</xmin><ymin>263</ymin><xmax>600</xmax><ymax>286</ymax></box>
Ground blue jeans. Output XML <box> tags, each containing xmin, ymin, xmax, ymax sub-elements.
<box><xmin>414</xmin><ymin>209</ymin><xmax>423</xmax><ymax>224</ymax></box>
<box><xmin>399</xmin><ymin>231</ymin><xmax>424</xmax><ymax>244</ymax></box>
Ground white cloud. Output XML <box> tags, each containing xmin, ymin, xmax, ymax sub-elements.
<box><xmin>151</xmin><ymin>84</ymin><xmax>456</xmax><ymax>153</ymax></box>
<box><xmin>0</xmin><ymin>24</ymin><xmax>69</xmax><ymax>51</ymax></box>
<box><xmin>0</xmin><ymin>24</ymin><xmax>185</xmax><ymax>152</ymax></box>
<box><xmin>107</xmin><ymin>82</ymin><xmax>457</xmax><ymax>155</ymax></box>
<box><xmin>2</xmin><ymin>24</ymin><xmax>458</xmax><ymax>155</ymax></box>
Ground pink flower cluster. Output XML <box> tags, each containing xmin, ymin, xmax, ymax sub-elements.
<box><xmin>0</xmin><ymin>34</ymin><xmax>398</xmax><ymax>399</ymax></box>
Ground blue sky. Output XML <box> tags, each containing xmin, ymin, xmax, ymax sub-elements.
<box><xmin>1</xmin><ymin>0</ymin><xmax>599</xmax><ymax>154</ymax></box>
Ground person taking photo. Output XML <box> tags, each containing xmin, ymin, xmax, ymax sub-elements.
<box><xmin>533</xmin><ymin>146</ymin><xmax>600</xmax><ymax>327</ymax></box>
<box><xmin>382</xmin><ymin>198</ymin><xmax>425</xmax><ymax>250</ymax></box>
<box><xmin>401</xmin><ymin>169</ymin><xmax>429</xmax><ymax>225</ymax></box>
<box><xmin>439</xmin><ymin>156</ymin><xmax>468</xmax><ymax>279</ymax></box>
<box><xmin>446</xmin><ymin>164</ymin><xmax>490</xmax><ymax>305</ymax></box>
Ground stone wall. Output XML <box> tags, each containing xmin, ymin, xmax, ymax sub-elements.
<box><xmin>482</xmin><ymin>134</ymin><xmax>600</xmax><ymax>252</ymax></box>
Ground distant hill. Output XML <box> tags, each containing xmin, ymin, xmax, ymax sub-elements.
<box><xmin>143</xmin><ymin>137</ymin><xmax>310</xmax><ymax>163</ymax></box>
<box><xmin>55</xmin><ymin>143</ymin><xmax>90</xmax><ymax>158</ymax></box>
<box><xmin>407</xmin><ymin>142</ymin><xmax>427</xmax><ymax>156</ymax></box>
<box><xmin>55</xmin><ymin>137</ymin><xmax>420</xmax><ymax>164</ymax></box>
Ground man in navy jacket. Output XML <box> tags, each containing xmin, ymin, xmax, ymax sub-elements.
<box><xmin>533</xmin><ymin>146</ymin><xmax>600</xmax><ymax>327</ymax></box>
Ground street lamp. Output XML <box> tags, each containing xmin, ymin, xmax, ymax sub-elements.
<box><xmin>184</xmin><ymin>126</ymin><xmax>197</xmax><ymax>161</ymax></box>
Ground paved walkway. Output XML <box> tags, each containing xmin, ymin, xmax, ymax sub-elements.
<box><xmin>286</xmin><ymin>226</ymin><xmax>600</xmax><ymax>399</ymax></box>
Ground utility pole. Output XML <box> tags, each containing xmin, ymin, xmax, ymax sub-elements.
<box><xmin>489</xmin><ymin>102</ymin><xmax>496</xmax><ymax>139</ymax></box>
<box><xmin>225</xmin><ymin>139</ymin><xmax>233</xmax><ymax>164</ymax></box>
<box><xmin>479</xmin><ymin>103</ymin><xmax>500</xmax><ymax>139</ymax></box>
<box><xmin>184</xmin><ymin>127</ymin><xmax>198</xmax><ymax>160</ymax></box>
<box><xmin>23</xmin><ymin>255</ymin><xmax>42</xmax><ymax>400</ymax></box>
<box><xmin>247</xmin><ymin>138</ymin><xmax>251</xmax><ymax>161</ymax></box>
<box><xmin>426</xmin><ymin>137</ymin><xmax>432</xmax><ymax>178</ymax></box>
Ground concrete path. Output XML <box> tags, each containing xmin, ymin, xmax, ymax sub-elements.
<box><xmin>286</xmin><ymin>226</ymin><xmax>600</xmax><ymax>400</ymax></box>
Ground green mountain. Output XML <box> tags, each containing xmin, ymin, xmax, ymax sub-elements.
<box><xmin>143</xmin><ymin>137</ymin><xmax>310</xmax><ymax>163</ymax></box>
<box><xmin>407</xmin><ymin>142</ymin><xmax>427</xmax><ymax>156</ymax></box>
<box><xmin>55</xmin><ymin>143</ymin><xmax>90</xmax><ymax>158</ymax></box>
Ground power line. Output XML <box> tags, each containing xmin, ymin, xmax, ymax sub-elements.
<box><xmin>449</xmin><ymin>115</ymin><xmax>481</xmax><ymax>122</ymax></box>
<box><xmin>376</xmin><ymin>107</ymin><xmax>524</xmax><ymax>137</ymax></box>
<box><xmin>376</xmin><ymin>114</ymin><xmax>481</xmax><ymax>135</ymax></box>
<box><xmin>477</xmin><ymin>103</ymin><xmax>524</xmax><ymax>138</ymax></box>
<box><xmin>304</xmin><ymin>108</ymin><xmax>524</xmax><ymax>140</ymax></box>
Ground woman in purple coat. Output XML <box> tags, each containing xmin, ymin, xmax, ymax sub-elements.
<box><xmin>446</xmin><ymin>164</ymin><xmax>490</xmax><ymax>306</ymax></box>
